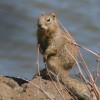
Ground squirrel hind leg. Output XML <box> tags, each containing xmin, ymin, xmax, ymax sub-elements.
<box><xmin>46</xmin><ymin>56</ymin><xmax>69</xmax><ymax>79</ymax></box>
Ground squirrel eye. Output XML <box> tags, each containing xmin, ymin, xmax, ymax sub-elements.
<box><xmin>46</xmin><ymin>18</ymin><xmax>51</xmax><ymax>23</ymax></box>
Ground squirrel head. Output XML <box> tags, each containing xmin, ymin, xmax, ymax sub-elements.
<box><xmin>37</xmin><ymin>12</ymin><xmax>59</xmax><ymax>33</ymax></box>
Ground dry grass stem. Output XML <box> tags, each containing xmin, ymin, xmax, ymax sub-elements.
<box><xmin>57</xmin><ymin>19</ymin><xmax>100</xmax><ymax>58</ymax></box>
<box><xmin>34</xmin><ymin>18</ymin><xmax>100</xmax><ymax>99</ymax></box>
<box><xmin>17</xmin><ymin>77</ymin><xmax>54</xmax><ymax>100</ymax></box>
<box><xmin>46</xmin><ymin>66</ymin><xmax>76</xmax><ymax>99</ymax></box>
<box><xmin>57</xmin><ymin>19</ymin><xmax>100</xmax><ymax>99</ymax></box>
<box><xmin>45</xmin><ymin>63</ymin><xmax>66</xmax><ymax>100</ymax></box>
<box><xmin>36</xmin><ymin>44</ymin><xmax>42</xmax><ymax>89</ymax></box>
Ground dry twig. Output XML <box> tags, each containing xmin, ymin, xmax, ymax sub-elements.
<box><xmin>57</xmin><ymin>19</ymin><xmax>100</xmax><ymax>99</ymax></box>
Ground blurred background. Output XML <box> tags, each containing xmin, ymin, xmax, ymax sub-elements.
<box><xmin>0</xmin><ymin>0</ymin><xmax>100</xmax><ymax>85</ymax></box>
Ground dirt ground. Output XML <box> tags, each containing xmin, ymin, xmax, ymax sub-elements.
<box><xmin>0</xmin><ymin>69</ymin><xmax>77</xmax><ymax>100</ymax></box>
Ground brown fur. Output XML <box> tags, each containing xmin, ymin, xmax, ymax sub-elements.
<box><xmin>37</xmin><ymin>12</ymin><xmax>78</xmax><ymax>73</ymax></box>
<box><xmin>37</xmin><ymin>12</ymin><xmax>97</xmax><ymax>99</ymax></box>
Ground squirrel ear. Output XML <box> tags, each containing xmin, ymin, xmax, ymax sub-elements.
<box><xmin>51</xmin><ymin>12</ymin><xmax>56</xmax><ymax>19</ymax></box>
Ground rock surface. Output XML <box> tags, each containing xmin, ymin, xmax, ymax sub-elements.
<box><xmin>0</xmin><ymin>69</ymin><xmax>77</xmax><ymax>100</ymax></box>
<box><xmin>0</xmin><ymin>69</ymin><xmax>99</xmax><ymax>100</ymax></box>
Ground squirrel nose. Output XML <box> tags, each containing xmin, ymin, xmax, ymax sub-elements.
<box><xmin>38</xmin><ymin>24</ymin><xmax>47</xmax><ymax>30</ymax></box>
<box><xmin>38</xmin><ymin>24</ymin><xmax>42</xmax><ymax>29</ymax></box>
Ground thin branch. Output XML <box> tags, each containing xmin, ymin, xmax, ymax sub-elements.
<box><xmin>45</xmin><ymin>63</ymin><xmax>66</xmax><ymax>100</ymax></box>
<box><xmin>94</xmin><ymin>54</ymin><xmax>100</xmax><ymax>83</ymax></box>
<box><xmin>36</xmin><ymin>44</ymin><xmax>42</xmax><ymax>88</ymax></box>
<box><xmin>57</xmin><ymin>19</ymin><xmax>100</xmax><ymax>58</ymax></box>
<box><xmin>78</xmin><ymin>48</ymin><xmax>100</xmax><ymax>99</ymax></box>
<box><xmin>36</xmin><ymin>44</ymin><xmax>41</xmax><ymax>77</ymax></box>
<box><xmin>56</xmin><ymin>19</ymin><xmax>100</xmax><ymax>98</ymax></box>
<box><xmin>18</xmin><ymin>77</ymin><xmax>54</xmax><ymax>100</ymax></box>
<box><xmin>65</xmin><ymin>46</ymin><xmax>89</xmax><ymax>84</ymax></box>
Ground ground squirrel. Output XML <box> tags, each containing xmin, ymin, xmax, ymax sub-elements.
<box><xmin>37</xmin><ymin>12</ymin><xmax>78</xmax><ymax>73</ymax></box>
<box><xmin>37</xmin><ymin>12</ymin><xmax>96</xmax><ymax>100</ymax></box>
